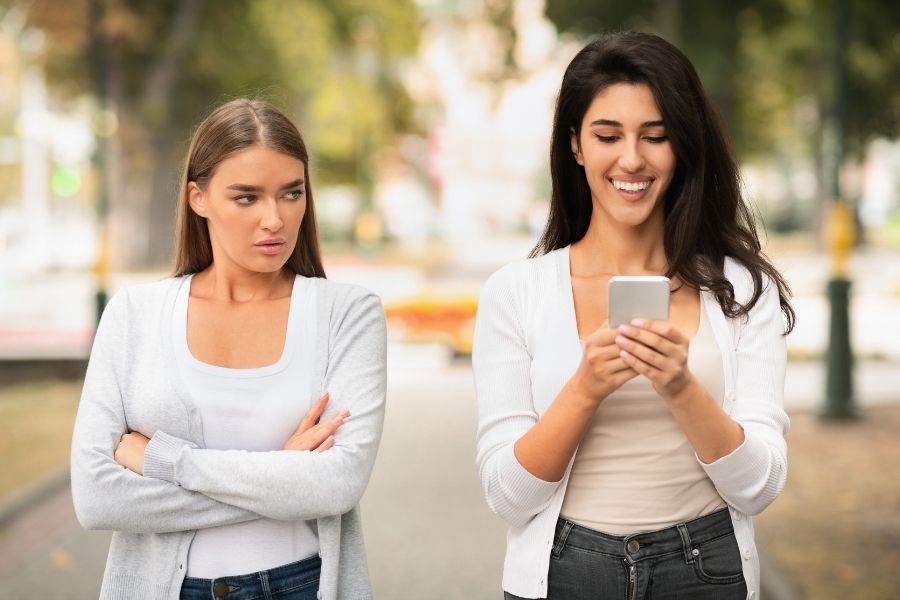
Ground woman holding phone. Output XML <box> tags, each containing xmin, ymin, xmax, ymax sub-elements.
<box><xmin>71</xmin><ymin>99</ymin><xmax>386</xmax><ymax>600</ymax></box>
<box><xmin>473</xmin><ymin>32</ymin><xmax>794</xmax><ymax>600</ymax></box>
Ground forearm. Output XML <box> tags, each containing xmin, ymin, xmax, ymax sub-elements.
<box><xmin>72</xmin><ymin>445</ymin><xmax>260</xmax><ymax>533</ymax></box>
<box><xmin>146</xmin><ymin>430</ymin><xmax>378</xmax><ymax>520</ymax></box>
<box><xmin>666</xmin><ymin>377</ymin><xmax>745</xmax><ymax>463</ymax></box>
<box><xmin>514</xmin><ymin>378</ymin><xmax>599</xmax><ymax>482</ymax></box>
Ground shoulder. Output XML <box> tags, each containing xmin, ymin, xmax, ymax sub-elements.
<box><xmin>102</xmin><ymin>276</ymin><xmax>186</xmax><ymax>323</ymax></box>
<box><xmin>312</xmin><ymin>276</ymin><xmax>380</xmax><ymax>306</ymax></box>
<box><xmin>481</xmin><ymin>247</ymin><xmax>565</xmax><ymax>298</ymax></box>
<box><xmin>722</xmin><ymin>256</ymin><xmax>781</xmax><ymax>316</ymax></box>
<box><xmin>309</xmin><ymin>277</ymin><xmax>384</xmax><ymax>327</ymax></box>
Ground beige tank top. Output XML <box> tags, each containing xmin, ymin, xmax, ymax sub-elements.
<box><xmin>560</xmin><ymin>300</ymin><xmax>727</xmax><ymax>534</ymax></box>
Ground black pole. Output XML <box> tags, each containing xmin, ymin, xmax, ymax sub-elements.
<box><xmin>819</xmin><ymin>0</ymin><xmax>858</xmax><ymax>419</ymax></box>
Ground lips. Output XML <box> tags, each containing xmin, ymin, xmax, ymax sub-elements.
<box><xmin>254</xmin><ymin>238</ymin><xmax>286</xmax><ymax>255</ymax></box>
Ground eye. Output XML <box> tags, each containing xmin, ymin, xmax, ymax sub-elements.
<box><xmin>284</xmin><ymin>190</ymin><xmax>304</xmax><ymax>201</ymax></box>
<box><xmin>233</xmin><ymin>195</ymin><xmax>255</xmax><ymax>205</ymax></box>
<box><xmin>644</xmin><ymin>135</ymin><xmax>668</xmax><ymax>144</ymax></box>
<box><xmin>594</xmin><ymin>134</ymin><xmax>619</xmax><ymax>143</ymax></box>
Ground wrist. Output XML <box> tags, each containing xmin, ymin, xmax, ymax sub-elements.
<box><xmin>665</xmin><ymin>375</ymin><xmax>700</xmax><ymax>407</ymax></box>
<box><xmin>564</xmin><ymin>375</ymin><xmax>602</xmax><ymax>410</ymax></box>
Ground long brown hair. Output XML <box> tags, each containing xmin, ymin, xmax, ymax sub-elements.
<box><xmin>173</xmin><ymin>98</ymin><xmax>326</xmax><ymax>278</ymax></box>
<box><xmin>535</xmin><ymin>32</ymin><xmax>794</xmax><ymax>333</ymax></box>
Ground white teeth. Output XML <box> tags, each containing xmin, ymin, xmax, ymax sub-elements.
<box><xmin>612</xmin><ymin>180</ymin><xmax>650</xmax><ymax>192</ymax></box>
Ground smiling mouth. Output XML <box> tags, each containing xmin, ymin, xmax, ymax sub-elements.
<box><xmin>610</xmin><ymin>179</ymin><xmax>653</xmax><ymax>192</ymax></box>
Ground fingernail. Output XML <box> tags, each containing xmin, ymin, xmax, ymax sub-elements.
<box><xmin>620</xmin><ymin>349</ymin><xmax>631</xmax><ymax>359</ymax></box>
<box><xmin>630</xmin><ymin>318</ymin><xmax>646</xmax><ymax>326</ymax></box>
<box><xmin>617</xmin><ymin>324</ymin><xmax>632</xmax><ymax>334</ymax></box>
<box><xmin>615</xmin><ymin>335</ymin><xmax>628</xmax><ymax>345</ymax></box>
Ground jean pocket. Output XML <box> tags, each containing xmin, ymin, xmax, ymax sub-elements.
<box><xmin>691</xmin><ymin>533</ymin><xmax>746</xmax><ymax>585</ymax></box>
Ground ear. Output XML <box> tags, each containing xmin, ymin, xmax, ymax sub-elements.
<box><xmin>187</xmin><ymin>182</ymin><xmax>207</xmax><ymax>218</ymax></box>
<box><xmin>570</xmin><ymin>127</ymin><xmax>584</xmax><ymax>166</ymax></box>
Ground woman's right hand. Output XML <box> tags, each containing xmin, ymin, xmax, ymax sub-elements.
<box><xmin>570</xmin><ymin>323</ymin><xmax>638</xmax><ymax>403</ymax></box>
<box><xmin>282</xmin><ymin>392</ymin><xmax>349</xmax><ymax>452</ymax></box>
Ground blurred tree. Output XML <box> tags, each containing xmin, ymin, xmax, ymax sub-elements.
<box><xmin>544</xmin><ymin>0</ymin><xmax>900</xmax><ymax>171</ymax></box>
<box><xmin>22</xmin><ymin>0</ymin><xmax>420</xmax><ymax>266</ymax></box>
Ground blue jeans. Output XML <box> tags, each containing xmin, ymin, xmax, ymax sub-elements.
<box><xmin>180</xmin><ymin>555</ymin><xmax>320</xmax><ymax>600</ymax></box>
<box><xmin>505</xmin><ymin>508</ymin><xmax>747</xmax><ymax>599</ymax></box>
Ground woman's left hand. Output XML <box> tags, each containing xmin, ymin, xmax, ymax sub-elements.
<box><xmin>614</xmin><ymin>318</ymin><xmax>694</xmax><ymax>402</ymax></box>
<box><xmin>115</xmin><ymin>431</ymin><xmax>150</xmax><ymax>475</ymax></box>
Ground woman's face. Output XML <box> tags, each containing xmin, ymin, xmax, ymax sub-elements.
<box><xmin>188</xmin><ymin>145</ymin><xmax>306</xmax><ymax>275</ymax></box>
<box><xmin>571</xmin><ymin>82</ymin><xmax>676</xmax><ymax>231</ymax></box>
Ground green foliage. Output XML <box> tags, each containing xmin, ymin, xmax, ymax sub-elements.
<box><xmin>25</xmin><ymin>0</ymin><xmax>420</xmax><ymax>186</ymax></box>
<box><xmin>544</xmin><ymin>0</ymin><xmax>900</xmax><ymax>160</ymax></box>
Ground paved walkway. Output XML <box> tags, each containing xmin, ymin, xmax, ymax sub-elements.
<box><xmin>0</xmin><ymin>352</ymin><xmax>895</xmax><ymax>598</ymax></box>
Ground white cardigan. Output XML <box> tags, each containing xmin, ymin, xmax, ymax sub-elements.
<box><xmin>71</xmin><ymin>276</ymin><xmax>387</xmax><ymax>600</ymax></box>
<box><xmin>473</xmin><ymin>246</ymin><xmax>788</xmax><ymax>600</ymax></box>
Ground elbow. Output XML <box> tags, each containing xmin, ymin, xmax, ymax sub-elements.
<box><xmin>481</xmin><ymin>475</ymin><xmax>546</xmax><ymax>529</ymax></box>
<box><xmin>486</xmin><ymin>497</ymin><xmax>533</xmax><ymax>529</ymax></box>
<box><xmin>725</xmin><ymin>463</ymin><xmax>787</xmax><ymax>517</ymax></box>
<box><xmin>325</xmin><ymin>477</ymin><xmax>369</xmax><ymax>516</ymax></box>
<box><xmin>72</xmin><ymin>491</ymin><xmax>112</xmax><ymax>531</ymax></box>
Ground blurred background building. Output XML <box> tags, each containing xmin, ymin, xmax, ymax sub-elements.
<box><xmin>0</xmin><ymin>1</ymin><xmax>898</xmax><ymax>598</ymax></box>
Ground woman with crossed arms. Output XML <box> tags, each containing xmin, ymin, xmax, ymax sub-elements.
<box><xmin>72</xmin><ymin>99</ymin><xmax>386</xmax><ymax>600</ymax></box>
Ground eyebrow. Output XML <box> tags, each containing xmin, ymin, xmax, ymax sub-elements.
<box><xmin>589</xmin><ymin>119</ymin><xmax>665</xmax><ymax>128</ymax></box>
<box><xmin>225</xmin><ymin>179</ymin><xmax>305</xmax><ymax>192</ymax></box>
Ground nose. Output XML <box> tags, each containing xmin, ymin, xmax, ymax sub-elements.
<box><xmin>618</xmin><ymin>138</ymin><xmax>646</xmax><ymax>172</ymax></box>
<box><xmin>260</xmin><ymin>198</ymin><xmax>283</xmax><ymax>232</ymax></box>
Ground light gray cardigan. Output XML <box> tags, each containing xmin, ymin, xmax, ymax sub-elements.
<box><xmin>70</xmin><ymin>275</ymin><xmax>387</xmax><ymax>600</ymax></box>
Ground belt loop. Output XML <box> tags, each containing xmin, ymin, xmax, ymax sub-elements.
<box><xmin>259</xmin><ymin>569</ymin><xmax>272</xmax><ymax>598</ymax></box>
<box><xmin>677</xmin><ymin>522</ymin><xmax>694</xmax><ymax>564</ymax></box>
<box><xmin>552</xmin><ymin>520</ymin><xmax>575</xmax><ymax>559</ymax></box>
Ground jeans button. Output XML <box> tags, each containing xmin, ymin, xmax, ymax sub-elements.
<box><xmin>626</xmin><ymin>540</ymin><xmax>640</xmax><ymax>554</ymax></box>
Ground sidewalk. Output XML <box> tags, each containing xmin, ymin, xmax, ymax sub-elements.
<box><xmin>754</xmin><ymin>404</ymin><xmax>900</xmax><ymax>599</ymax></box>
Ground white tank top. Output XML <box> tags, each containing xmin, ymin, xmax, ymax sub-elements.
<box><xmin>560</xmin><ymin>300</ymin><xmax>727</xmax><ymax>534</ymax></box>
<box><xmin>173</xmin><ymin>275</ymin><xmax>320</xmax><ymax>578</ymax></box>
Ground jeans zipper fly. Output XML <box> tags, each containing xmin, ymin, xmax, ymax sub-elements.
<box><xmin>624</xmin><ymin>557</ymin><xmax>636</xmax><ymax>600</ymax></box>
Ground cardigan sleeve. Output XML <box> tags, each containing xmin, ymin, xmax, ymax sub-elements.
<box><xmin>473</xmin><ymin>265</ymin><xmax>563</xmax><ymax>528</ymax></box>
<box><xmin>142</xmin><ymin>290</ymin><xmax>387</xmax><ymax>521</ymax></box>
<box><xmin>70</xmin><ymin>291</ymin><xmax>262</xmax><ymax>533</ymax></box>
<box><xmin>699</xmin><ymin>273</ymin><xmax>790</xmax><ymax>515</ymax></box>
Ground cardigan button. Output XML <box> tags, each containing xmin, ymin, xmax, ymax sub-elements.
<box><xmin>743</xmin><ymin>549</ymin><xmax>752</xmax><ymax>560</ymax></box>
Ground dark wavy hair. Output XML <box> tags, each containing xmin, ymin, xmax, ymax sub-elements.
<box><xmin>532</xmin><ymin>31</ymin><xmax>794</xmax><ymax>333</ymax></box>
<box><xmin>173</xmin><ymin>98</ymin><xmax>325</xmax><ymax>278</ymax></box>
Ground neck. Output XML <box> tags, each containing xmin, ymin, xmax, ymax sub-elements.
<box><xmin>572</xmin><ymin>210</ymin><xmax>667</xmax><ymax>276</ymax></box>
<box><xmin>192</xmin><ymin>263</ymin><xmax>292</xmax><ymax>302</ymax></box>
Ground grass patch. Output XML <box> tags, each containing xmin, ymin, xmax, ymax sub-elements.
<box><xmin>0</xmin><ymin>380</ymin><xmax>82</xmax><ymax>502</ymax></box>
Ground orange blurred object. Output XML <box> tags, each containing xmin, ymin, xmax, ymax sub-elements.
<box><xmin>383</xmin><ymin>292</ymin><xmax>478</xmax><ymax>355</ymax></box>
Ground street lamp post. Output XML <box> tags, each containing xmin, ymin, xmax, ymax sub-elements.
<box><xmin>819</xmin><ymin>0</ymin><xmax>858</xmax><ymax>420</ymax></box>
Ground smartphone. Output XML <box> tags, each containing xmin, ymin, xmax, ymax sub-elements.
<box><xmin>608</xmin><ymin>276</ymin><xmax>671</xmax><ymax>327</ymax></box>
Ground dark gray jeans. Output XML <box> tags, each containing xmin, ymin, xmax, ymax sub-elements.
<box><xmin>505</xmin><ymin>508</ymin><xmax>747</xmax><ymax>600</ymax></box>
